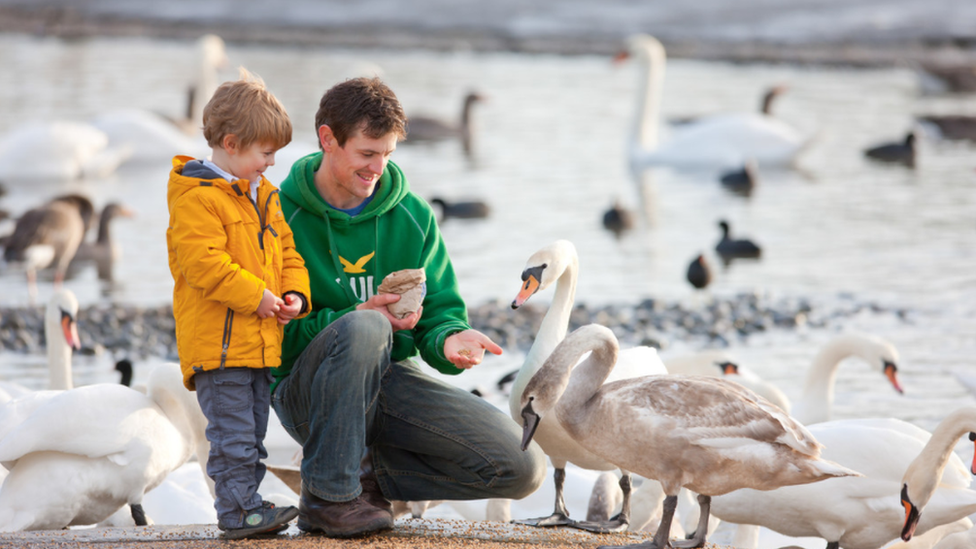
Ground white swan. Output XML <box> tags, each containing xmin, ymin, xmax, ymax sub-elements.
<box><xmin>663</xmin><ymin>333</ymin><xmax>904</xmax><ymax>424</ymax></box>
<box><xmin>509</xmin><ymin>240</ymin><xmax>668</xmax><ymax>531</ymax></box>
<box><xmin>520</xmin><ymin>324</ymin><xmax>859</xmax><ymax>549</ymax></box>
<box><xmin>0</xmin><ymin>363</ymin><xmax>209</xmax><ymax>531</ymax></box>
<box><xmin>0</xmin><ymin>288</ymin><xmax>80</xmax><ymax>403</ymax></box>
<box><xmin>708</xmin><ymin>409</ymin><xmax>976</xmax><ymax>549</ymax></box>
<box><xmin>620</xmin><ymin>34</ymin><xmax>812</xmax><ymax>172</ymax></box>
<box><xmin>91</xmin><ymin>34</ymin><xmax>228</xmax><ymax>163</ymax></box>
<box><xmin>932</xmin><ymin>523</ymin><xmax>976</xmax><ymax>549</ymax></box>
<box><xmin>0</xmin><ymin>121</ymin><xmax>132</xmax><ymax>182</ymax></box>
<box><xmin>791</xmin><ymin>333</ymin><xmax>903</xmax><ymax>425</ymax></box>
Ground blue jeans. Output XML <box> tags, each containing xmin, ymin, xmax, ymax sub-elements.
<box><xmin>195</xmin><ymin>367</ymin><xmax>272</xmax><ymax>528</ymax></box>
<box><xmin>271</xmin><ymin>310</ymin><xmax>546</xmax><ymax>503</ymax></box>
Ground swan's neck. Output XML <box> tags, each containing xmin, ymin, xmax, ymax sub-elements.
<box><xmin>151</xmin><ymin>386</ymin><xmax>204</xmax><ymax>463</ymax></box>
<box><xmin>46</xmin><ymin>320</ymin><xmax>73</xmax><ymax>391</ymax></box>
<box><xmin>557</xmin><ymin>334</ymin><xmax>618</xmax><ymax>428</ymax></box>
<box><xmin>510</xmin><ymin>258</ymin><xmax>578</xmax><ymax>418</ymax></box>
<box><xmin>796</xmin><ymin>336</ymin><xmax>864</xmax><ymax>424</ymax></box>
<box><xmin>192</xmin><ymin>61</ymin><xmax>220</xmax><ymax>130</ymax></box>
<box><xmin>903</xmin><ymin>407</ymin><xmax>976</xmax><ymax>509</ymax></box>
<box><xmin>631</xmin><ymin>46</ymin><xmax>663</xmax><ymax>155</ymax></box>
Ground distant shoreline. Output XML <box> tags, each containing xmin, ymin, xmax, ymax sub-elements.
<box><xmin>2</xmin><ymin>4</ymin><xmax>976</xmax><ymax>68</ymax></box>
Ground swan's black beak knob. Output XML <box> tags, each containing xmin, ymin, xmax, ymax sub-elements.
<box><xmin>520</xmin><ymin>399</ymin><xmax>540</xmax><ymax>451</ymax></box>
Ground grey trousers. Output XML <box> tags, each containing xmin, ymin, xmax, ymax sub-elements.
<box><xmin>195</xmin><ymin>367</ymin><xmax>272</xmax><ymax>529</ymax></box>
<box><xmin>272</xmin><ymin>310</ymin><xmax>546</xmax><ymax>503</ymax></box>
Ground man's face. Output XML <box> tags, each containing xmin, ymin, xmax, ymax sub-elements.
<box><xmin>323</xmin><ymin>127</ymin><xmax>398</xmax><ymax>208</ymax></box>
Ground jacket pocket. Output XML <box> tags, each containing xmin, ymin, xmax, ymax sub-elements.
<box><xmin>220</xmin><ymin>308</ymin><xmax>234</xmax><ymax>368</ymax></box>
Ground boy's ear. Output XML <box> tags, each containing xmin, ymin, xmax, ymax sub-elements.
<box><xmin>222</xmin><ymin>134</ymin><xmax>240</xmax><ymax>154</ymax></box>
<box><xmin>318</xmin><ymin>125</ymin><xmax>336</xmax><ymax>152</ymax></box>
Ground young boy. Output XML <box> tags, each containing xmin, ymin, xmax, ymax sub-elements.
<box><xmin>166</xmin><ymin>69</ymin><xmax>311</xmax><ymax>540</ymax></box>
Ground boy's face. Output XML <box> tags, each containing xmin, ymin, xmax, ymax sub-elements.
<box><xmin>320</xmin><ymin>126</ymin><xmax>397</xmax><ymax>208</ymax></box>
<box><xmin>225</xmin><ymin>138</ymin><xmax>277</xmax><ymax>184</ymax></box>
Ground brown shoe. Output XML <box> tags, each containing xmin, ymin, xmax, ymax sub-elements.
<box><xmin>298</xmin><ymin>488</ymin><xmax>393</xmax><ymax>538</ymax></box>
<box><xmin>359</xmin><ymin>449</ymin><xmax>393</xmax><ymax>516</ymax></box>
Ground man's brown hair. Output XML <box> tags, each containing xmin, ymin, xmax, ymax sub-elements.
<box><xmin>203</xmin><ymin>67</ymin><xmax>292</xmax><ymax>150</ymax></box>
<box><xmin>315</xmin><ymin>77</ymin><xmax>407</xmax><ymax>148</ymax></box>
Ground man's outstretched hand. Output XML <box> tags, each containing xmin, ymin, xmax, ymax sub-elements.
<box><xmin>445</xmin><ymin>329</ymin><xmax>503</xmax><ymax>369</ymax></box>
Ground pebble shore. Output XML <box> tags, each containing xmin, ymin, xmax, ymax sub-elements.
<box><xmin>0</xmin><ymin>292</ymin><xmax>907</xmax><ymax>360</ymax></box>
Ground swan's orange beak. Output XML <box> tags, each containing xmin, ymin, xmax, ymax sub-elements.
<box><xmin>512</xmin><ymin>276</ymin><xmax>539</xmax><ymax>309</ymax></box>
<box><xmin>901</xmin><ymin>484</ymin><xmax>920</xmax><ymax>541</ymax></box>
<box><xmin>612</xmin><ymin>50</ymin><xmax>631</xmax><ymax>65</ymax></box>
<box><xmin>717</xmin><ymin>361</ymin><xmax>739</xmax><ymax>375</ymax></box>
<box><xmin>513</xmin><ymin>265</ymin><xmax>545</xmax><ymax>309</ymax></box>
<box><xmin>61</xmin><ymin>310</ymin><xmax>81</xmax><ymax>351</ymax></box>
<box><xmin>884</xmin><ymin>361</ymin><xmax>904</xmax><ymax>394</ymax></box>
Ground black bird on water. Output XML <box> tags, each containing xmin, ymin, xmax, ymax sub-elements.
<box><xmin>864</xmin><ymin>132</ymin><xmax>916</xmax><ymax>168</ymax></box>
<box><xmin>602</xmin><ymin>200</ymin><xmax>635</xmax><ymax>238</ymax></box>
<box><xmin>719</xmin><ymin>159</ymin><xmax>758</xmax><ymax>197</ymax></box>
<box><xmin>686</xmin><ymin>254</ymin><xmax>712</xmax><ymax>290</ymax></box>
<box><xmin>715</xmin><ymin>220</ymin><xmax>762</xmax><ymax>264</ymax></box>
<box><xmin>429</xmin><ymin>197</ymin><xmax>490</xmax><ymax>220</ymax></box>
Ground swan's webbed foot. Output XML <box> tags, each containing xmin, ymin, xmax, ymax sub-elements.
<box><xmin>597</xmin><ymin>542</ymin><xmax>663</xmax><ymax>549</ymax></box>
<box><xmin>572</xmin><ymin>513</ymin><xmax>630</xmax><ymax>534</ymax></box>
<box><xmin>512</xmin><ymin>511</ymin><xmax>574</xmax><ymax>528</ymax></box>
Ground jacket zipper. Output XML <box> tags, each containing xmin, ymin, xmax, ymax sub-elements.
<box><xmin>219</xmin><ymin>308</ymin><xmax>234</xmax><ymax>368</ymax></box>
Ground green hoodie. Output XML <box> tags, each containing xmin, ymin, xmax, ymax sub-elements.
<box><xmin>274</xmin><ymin>151</ymin><xmax>471</xmax><ymax>389</ymax></box>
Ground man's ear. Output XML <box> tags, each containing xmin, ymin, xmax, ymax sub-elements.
<box><xmin>222</xmin><ymin>134</ymin><xmax>240</xmax><ymax>154</ymax></box>
<box><xmin>318</xmin><ymin>125</ymin><xmax>336</xmax><ymax>152</ymax></box>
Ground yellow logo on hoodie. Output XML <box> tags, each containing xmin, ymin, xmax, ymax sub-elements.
<box><xmin>339</xmin><ymin>252</ymin><xmax>375</xmax><ymax>274</ymax></box>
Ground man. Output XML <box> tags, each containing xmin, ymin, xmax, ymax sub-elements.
<box><xmin>271</xmin><ymin>77</ymin><xmax>546</xmax><ymax>538</ymax></box>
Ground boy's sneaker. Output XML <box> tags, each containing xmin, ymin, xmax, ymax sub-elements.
<box><xmin>220</xmin><ymin>501</ymin><xmax>299</xmax><ymax>540</ymax></box>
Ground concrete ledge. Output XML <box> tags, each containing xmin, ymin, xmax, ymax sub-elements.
<box><xmin>0</xmin><ymin>518</ymin><xmax>664</xmax><ymax>548</ymax></box>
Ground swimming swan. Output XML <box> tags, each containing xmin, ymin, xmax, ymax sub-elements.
<box><xmin>708</xmin><ymin>410</ymin><xmax>976</xmax><ymax>549</ymax></box>
<box><xmin>519</xmin><ymin>324</ymin><xmax>859</xmax><ymax>549</ymax></box>
<box><xmin>0</xmin><ymin>363</ymin><xmax>209</xmax><ymax>531</ymax></box>
<box><xmin>509</xmin><ymin>240</ymin><xmax>668</xmax><ymax>532</ymax></box>
<box><xmin>619</xmin><ymin>34</ymin><xmax>811</xmax><ymax>172</ymax></box>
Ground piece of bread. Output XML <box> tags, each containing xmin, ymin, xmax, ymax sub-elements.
<box><xmin>378</xmin><ymin>268</ymin><xmax>427</xmax><ymax>319</ymax></box>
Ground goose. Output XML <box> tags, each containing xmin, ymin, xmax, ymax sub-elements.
<box><xmin>0</xmin><ymin>121</ymin><xmax>132</xmax><ymax>182</ymax></box>
<box><xmin>602</xmin><ymin>200</ymin><xmax>636</xmax><ymax>238</ymax></box>
<box><xmin>91</xmin><ymin>34</ymin><xmax>228</xmax><ymax>163</ymax></box>
<box><xmin>69</xmin><ymin>202</ymin><xmax>135</xmax><ymax>281</ymax></box>
<box><xmin>618</xmin><ymin>35</ymin><xmax>810</xmax><ymax>173</ymax></box>
<box><xmin>0</xmin><ymin>288</ymin><xmax>81</xmax><ymax>403</ymax></box>
<box><xmin>3</xmin><ymin>195</ymin><xmax>93</xmax><ymax>302</ymax></box>
<box><xmin>663</xmin><ymin>332</ymin><xmax>904</xmax><ymax>425</ymax></box>
<box><xmin>708</xmin><ymin>409</ymin><xmax>976</xmax><ymax>549</ymax></box>
<box><xmin>429</xmin><ymin>197</ymin><xmax>491</xmax><ymax>220</ymax></box>
<box><xmin>864</xmin><ymin>132</ymin><xmax>916</xmax><ymax>168</ymax></box>
<box><xmin>404</xmin><ymin>91</ymin><xmax>486</xmax><ymax>155</ymax></box>
<box><xmin>685</xmin><ymin>254</ymin><xmax>712</xmax><ymax>291</ymax></box>
<box><xmin>519</xmin><ymin>324</ymin><xmax>860</xmax><ymax>549</ymax></box>
<box><xmin>715</xmin><ymin>220</ymin><xmax>761</xmax><ymax>262</ymax></box>
<box><xmin>509</xmin><ymin>239</ymin><xmax>668</xmax><ymax>532</ymax></box>
<box><xmin>0</xmin><ymin>363</ymin><xmax>210</xmax><ymax>531</ymax></box>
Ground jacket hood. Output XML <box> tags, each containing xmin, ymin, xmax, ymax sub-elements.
<box><xmin>279</xmin><ymin>151</ymin><xmax>409</xmax><ymax>224</ymax></box>
<box><xmin>167</xmin><ymin>156</ymin><xmax>254</xmax><ymax>209</ymax></box>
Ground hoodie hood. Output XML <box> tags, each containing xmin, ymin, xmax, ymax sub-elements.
<box><xmin>279</xmin><ymin>151</ymin><xmax>409</xmax><ymax>223</ymax></box>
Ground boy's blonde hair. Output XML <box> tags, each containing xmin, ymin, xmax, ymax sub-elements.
<box><xmin>202</xmin><ymin>67</ymin><xmax>292</xmax><ymax>150</ymax></box>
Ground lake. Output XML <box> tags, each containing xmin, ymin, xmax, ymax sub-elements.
<box><xmin>0</xmin><ymin>32</ymin><xmax>974</xmax><ymax>542</ymax></box>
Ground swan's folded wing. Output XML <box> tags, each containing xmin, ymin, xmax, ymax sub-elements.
<box><xmin>0</xmin><ymin>384</ymin><xmax>153</xmax><ymax>464</ymax></box>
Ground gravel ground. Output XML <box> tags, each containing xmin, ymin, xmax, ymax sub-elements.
<box><xmin>0</xmin><ymin>519</ymin><xmax>705</xmax><ymax>549</ymax></box>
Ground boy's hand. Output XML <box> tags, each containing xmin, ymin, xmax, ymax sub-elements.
<box><xmin>257</xmin><ymin>289</ymin><xmax>283</xmax><ymax>319</ymax></box>
<box><xmin>356</xmin><ymin>293</ymin><xmax>422</xmax><ymax>331</ymax></box>
<box><xmin>444</xmin><ymin>329</ymin><xmax>503</xmax><ymax>369</ymax></box>
<box><xmin>276</xmin><ymin>293</ymin><xmax>303</xmax><ymax>325</ymax></box>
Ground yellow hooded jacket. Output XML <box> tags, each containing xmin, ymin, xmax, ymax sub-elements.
<box><xmin>166</xmin><ymin>156</ymin><xmax>311</xmax><ymax>390</ymax></box>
